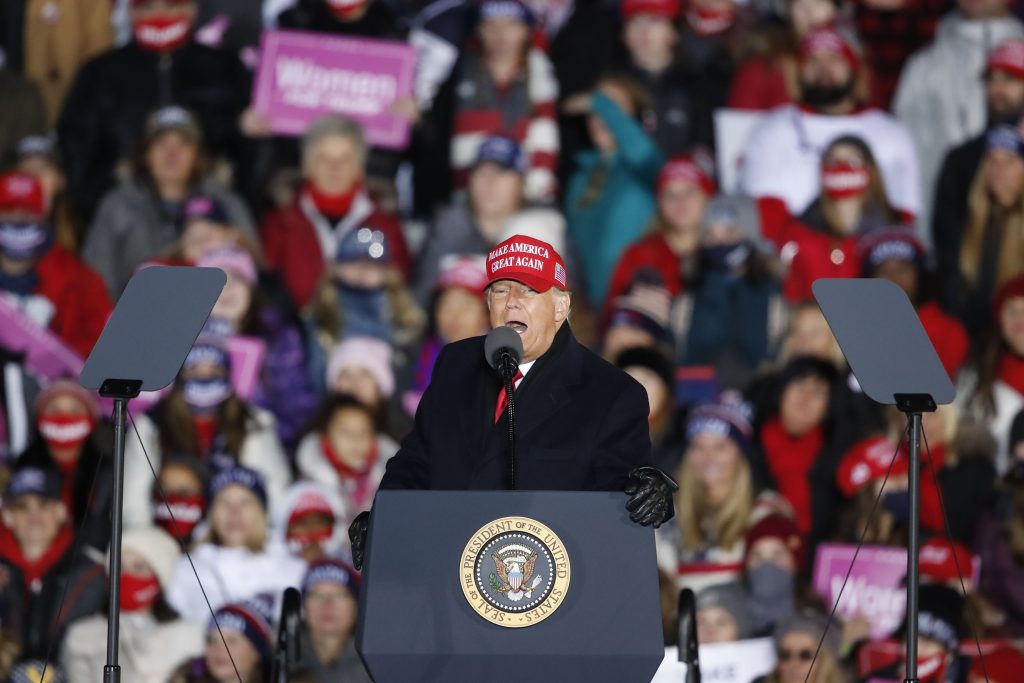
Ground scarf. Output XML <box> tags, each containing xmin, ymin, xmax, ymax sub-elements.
<box><xmin>321</xmin><ymin>435</ymin><xmax>378</xmax><ymax>510</ymax></box>
<box><xmin>0</xmin><ymin>524</ymin><xmax>73</xmax><ymax>588</ymax></box>
<box><xmin>760</xmin><ymin>418</ymin><xmax>823</xmax><ymax>535</ymax></box>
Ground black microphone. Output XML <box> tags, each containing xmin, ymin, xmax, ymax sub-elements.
<box><xmin>272</xmin><ymin>587</ymin><xmax>303</xmax><ymax>683</ymax></box>
<box><xmin>484</xmin><ymin>327</ymin><xmax>524</xmax><ymax>489</ymax></box>
<box><xmin>677</xmin><ymin>588</ymin><xmax>701</xmax><ymax>683</ymax></box>
<box><xmin>484</xmin><ymin>326</ymin><xmax>523</xmax><ymax>381</ymax></box>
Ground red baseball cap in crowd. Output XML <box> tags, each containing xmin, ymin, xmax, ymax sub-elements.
<box><xmin>919</xmin><ymin>538</ymin><xmax>974</xmax><ymax>585</ymax></box>
<box><xmin>485</xmin><ymin>234</ymin><xmax>568</xmax><ymax>293</ymax></box>
<box><xmin>744</xmin><ymin>513</ymin><xmax>805</xmax><ymax>571</ymax></box>
<box><xmin>622</xmin><ymin>0</ymin><xmax>680</xmax><ymax>21</ymax></box>
<box><xmin>0</xmin><ymin>172</ymin><xmax>45</xmax><ymax>216</ymax></box>
<box><xmin>436</xmin><ymin>255</ymin><xmax>489</xmax><ymax>298</ymax></box>
<box><xmin>657</xmin><ymin>153</ymin><xmax>717</xmax><ymax>196</ymax></box>
<box><xmin>800</xmin><ymin>25</ymin><xmax>861</xmax><ymax>70</ymax></box>
<box><xmin>836</xmin><ymin>436</ymin><xmax>906</xmax><ymax>497</ymax></box>
<box><xmin>986</xmin><ymin>38</ymin><xmax>1024</xmax><ymax>81</ymax></box>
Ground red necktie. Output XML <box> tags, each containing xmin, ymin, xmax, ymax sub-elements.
<box><xmin>494</xmin><ymin>370</ymin><xmax>523</xmax><ymax>423</ymax></box>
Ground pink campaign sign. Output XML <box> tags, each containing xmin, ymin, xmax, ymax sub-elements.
<box><xmin>253</xmin><ymin>29</ymin><xmax>417</xmax><ymax>149</ymax></box>
<box><xmin>812</xmin><ymin>543</ymin><xmax>980</xmax><ymax>640</ymax></box>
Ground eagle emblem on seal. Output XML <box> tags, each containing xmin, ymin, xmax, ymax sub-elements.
<box><xmin>489</xmin><ymin>544</ymin><xmax>543</xmax><ymax>602</ymax></box>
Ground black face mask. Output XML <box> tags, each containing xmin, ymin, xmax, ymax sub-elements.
<box><xmin>802</xmin><ymin>79</ymin><xmax>855</xmax><ymax>111</ymax></box>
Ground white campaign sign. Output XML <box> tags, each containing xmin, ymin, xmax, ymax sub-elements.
<box><xmin>652</xmin><ymin>639</ymin><xmax>776</xmax><ymax>683</ymax></box>
<box><xmin>713</xmin><ymin>109</ymin><xmax>766</xmax><ymax>196</ymax></box>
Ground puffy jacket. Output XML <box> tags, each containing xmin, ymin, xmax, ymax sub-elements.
<box><xmin>30</xmin><ymin>244</ymin><xmax>112</xmax><ymax>358</ymax></box>
<box><xmin>84</xmin><ymin>177</ymin><xmax>255</xmax><ymax>299</ymax></box>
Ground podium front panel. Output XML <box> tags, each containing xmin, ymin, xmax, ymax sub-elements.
<box><xmin>357</xmin><ymin>490</ymin><xmax>664</xmax><ymax>683</ymax></box>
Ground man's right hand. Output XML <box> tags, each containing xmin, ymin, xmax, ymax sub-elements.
<box><xmin>348</xmin><ymin>511</ymin><xmax>371</xmax><ymax>571</ymax></box>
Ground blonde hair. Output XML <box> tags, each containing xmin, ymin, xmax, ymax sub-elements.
<box><xmin>765</xmin><ymin>651</ymin><xmax>849</xmax><ymax>683</ymax></box>
<box><xmin>675</xmin><ymin>447</ymin><xmax>754</xmax><ymax>552</ymax></box>
<box><xmin>961</xmin><ymin>158</ymin><xmax>1024</xmax><ymax>288</ymax></box>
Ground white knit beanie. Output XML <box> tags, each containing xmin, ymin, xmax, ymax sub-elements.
<box><xmin>115</xmin><ymin>527</ymin><xmax>182</xmax><ymax>591</ymax></box>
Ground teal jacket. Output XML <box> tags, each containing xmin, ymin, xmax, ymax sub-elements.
<box><xmin>565</xmin><ymin>93</ymin><xmax>664</xmax><ymax>306</ymax></box>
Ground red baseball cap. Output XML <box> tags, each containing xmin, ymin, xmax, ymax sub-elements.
<box><xmin>436</xmin><ymin>255</ymin><xmax>488</xmax><ymax>298</ymax></box>
<box><xmin>836</xmin><ymin>436</ymin><xmax>906</xmax><ymax>497</ymax></box>
<box><xmin>657</xmin><ymin>154</ymin><xmax>717</xmax><ymax>196</ymax></box>
<box><xmin>485</xmin><ymin>234</ymin><xmax>568</xmax><ymax>292</ymax></box>
<box><xmin>288</xmin><ymin>489</ymin><xmax>334</xmax><ymax>527</ymax></box>
<box><xmin>0</xmin><ymin>172</ymin><xmax>45</xmax><ymax>216</ymax></box>
<box><xmin>986</xmin><ymin>38</ymin><xmax>1024</xmax><ymax>81</ymax></box>
<box><xmin>744</xmin><ymin>513</ymin><xmax>805</xmax><ymax>571</ymax></box>
<box><xmin>800</xmin><ymin>26</ymin><xmax>861</xmax><ymax>70</ymax></box>
<box><xmin>919</xmin><ymin>538</ymin><xmax>974</xmax><ymax>584</ymax></box>
<box><xmin>622</xmin><ymin>0</ymin><xmax>680</xmax><ymax>21</ymax></box>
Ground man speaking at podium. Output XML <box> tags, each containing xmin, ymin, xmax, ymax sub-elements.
<box><xmin>349</xmin><ymin>234</ymin><xmax>677</xmax><ymax>569</ymax></box>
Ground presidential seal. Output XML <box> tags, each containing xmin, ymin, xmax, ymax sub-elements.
<box><xmin>460</xmin><ymin>516</ymin><xmax>571</xmax><ymax>628</ymax></box>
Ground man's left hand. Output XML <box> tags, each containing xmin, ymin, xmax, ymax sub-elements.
<box><xmin>624</xmin><ymin>466</ymin><xmax>678</xmax><ymax>528</ymax></box>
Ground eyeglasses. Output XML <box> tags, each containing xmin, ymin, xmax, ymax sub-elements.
<box><xmin>777</xmin><ymin>648</ymin><xmax>814</xmax><ymax>662</ymax></box>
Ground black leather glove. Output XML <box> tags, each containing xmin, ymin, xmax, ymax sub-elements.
<box><xmin>624</xmin><ymin>466</ymin><xmax>678</xmax><ymax>528</ymax></box>
<box><xmin>348</xmin><ymin>510</ymin><xmax>371</xmax><ymax>571</ymax></box>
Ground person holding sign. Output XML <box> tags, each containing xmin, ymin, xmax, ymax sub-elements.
<box><xmin>348</xmin><ymin>234</ymin><xmax>677</xmax><ymax>568</ymax></box>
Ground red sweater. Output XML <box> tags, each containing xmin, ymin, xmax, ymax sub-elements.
<box><xmin>260</xmin><ymin>201</ymin><xmax>411</xmax><ymax>309</ymax></box>
<box><xmin>35</xmin><ymin>246</ymin><xmax>112</xmax><ymax>358</ymax></box>
<box><xmin>728</xmin><ymin>56</ymin><xmax>793</xmax><ymax>111</ymax></box>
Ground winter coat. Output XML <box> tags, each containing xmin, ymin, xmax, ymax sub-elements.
<box><xmin>295</xmin><ymin>431</ymin><xmax>397</xmax><ymax>537</ymax></box>
<box><xmin>933</xmin><ymin>133</ymin><xmax>986</xmax><ymax>317</ymax></box>
<box><xmin>58</xmin><ymin>41</ymin><xmax>250</xmax><ymax>220</ymax></box>
<box><xmin>259</xmin><ymin>192</ymin><xmax>411</xmax><ymax>310</ymax></box>
<box><xmin>122</xmin><ymin>407</ymin><xmax>292</xmax><ymax>529</ymax></box>
<box><xmin>0</xmin><ymin>68</ymin><xmax>46</xmax><ymax>168</ymax></box>
<box><xmin>247</xmin><ymin>306</ymin><xmax>319</xmax><ymax>452</ymax></box>
<box><xmin>623</xmin><ymin>61</ymin><xmax>715</xmax><ymax>155</ymax></box>
<box><xmin>21</xmin><ymin>0</ymin><xmax>113</xmax><ymax>123</ymax></box>
<box><xmin>165</xmin><ymin>541</ymin><xmax>306</xmax><ymax>622</ymax></box>
<box><xmin>83</xmin><ymin>177</ymin><xmax>255</xmax><ymax>299</ymax></box>
<box><xmin>727</xmin><ymin>55</ymin><xmax>792</xmax><ymax>111</ymax></box>
<box><xmin>565</xmin><ymin>93</ymin><xmax>664</xmax><ymax>306</ymax></box>
<box><xmin>894</xmin><ymin>11</ymin><xmax>1024</xmax><ymax>232</ymax></box>
<box><xmin>3</xmin><ymin>243</ymin><xmax>113</xmax><ymax>359</ymax></box>
<box><xmin>61</xmin><ymin>612</ymin><xmax>205</xmax><ymax>683</ymax></box>
<box><xmin>0</xmin><ymin>527</ymin><xmax>106</xmax><ymax>659</ymax></box>
<box><xmin>739</xmin><ymin>104</ymin><xmax>922</xmax><ymax>222</ymax></box>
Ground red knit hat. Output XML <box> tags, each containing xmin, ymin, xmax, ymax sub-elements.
<box><xmin>919</xmin><ymin>538</ymin><xmax>974</xmax><ymax>585</ymax></box>
<box><xmin>744</xmin><ymin>514</ymin><xmax>805</xmax><ymax>571</ymax></box>
<box><xmin>0</xmin><ymin>172</ymin><xmax>45</xmax><ymax>216</ymax></box>
<box><xmin>657</xmin><ymin>154</ymin><xmax>716</xmax><ymax>197</ymax></box>
<box><xmin>485</xmin><ymin>234</ymin><xmax>568</xmax><ymax>292</ymax></box>
<box><xmin>986</xmin><ymin>39</ymin><xmax>1024</xmax><ymax>81</ymax></box>
<box><xmin>622</xmin><ymin>0</ymin><xmax>680</xmax><ymax>21</ymax></box>
<box><xmin>836</xmin><ymin>436</ymin><xmax>906</xmax><ymax>497</ymax></box>
<box><xmin>288</xmin><ymin>489</ymin><xmax>335</xmax><ymax>527</ymax></box>
<box><xmin>800</xmin><ymin>26</ymin><xmax>861</xmax><ymax>70</ymax></box>
<box><xmin>971</xmin><ymin>643</ymin><xmax>1024</xmax><ymax>683</ymax></box>
<box><xmin>994</xmin><ymin>275</ymin><xmax>1024</xmax><ymax>322</ymax></box>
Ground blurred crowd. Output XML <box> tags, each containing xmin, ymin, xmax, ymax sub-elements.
<box><xmin>1</xmin><ymin>0</ymin><xmax>1024</xmax><ymax>681</ymax></box>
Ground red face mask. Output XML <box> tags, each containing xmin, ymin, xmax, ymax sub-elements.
<box><xmin>38</xmin><ymin>413</ymin><xmax>95</xmax><ymax>451</ymax></box>
<box><xmin>153</xmin><ymin>493</ymin><xmax>205</xmax><ymax>541</ymax></box>
<box><xmin>134</xmin><ymin>14</ymin><xmax>192</xmax><ymax>52</ymax></box>
<box><xmin>911</xmin><ymin>653</ymin><xmax>949</xmax><ymax>683</ymax></box>
<box><xmin>685</xmin><ymin>6</ymin><xmax>735</xmax><ymax>37</ymax></box>
<box><xmin>821</xmin><ymin>161</ymin><xmax>871</xmax><ymax>200</ymax></box>
<box><xmin>305</xmin><ymin>181</ymin><xmax>362</xmax><ymax>217</ymax></box>
<box><xmin>120</xmin><ymin>572</ymin><xmax>161</xmax><ymax>612</ymax></box>
<box><xmin>326</xmin><ymin>0</ymin><xmax>367</xmax><ymax>20</ymax></box>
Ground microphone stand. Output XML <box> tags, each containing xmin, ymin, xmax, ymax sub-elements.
<box><xmin>498</xmin><ymin>350</ymin><xmax>518</xmax><ymax>490</ymax></box>
<box><xmin>677</xmin><ymin>588</ymin><xmax>700</xmax><ymax>683</ymax></box>
<box><xmin>895</xmin><ymin>393</ymin><xmax>936</xmax><ymax>683</ymax></box>
<box><xmin>271</xmin><ymin>587</ymin><xmax>302</xmax><ymax>683</ymax></box>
